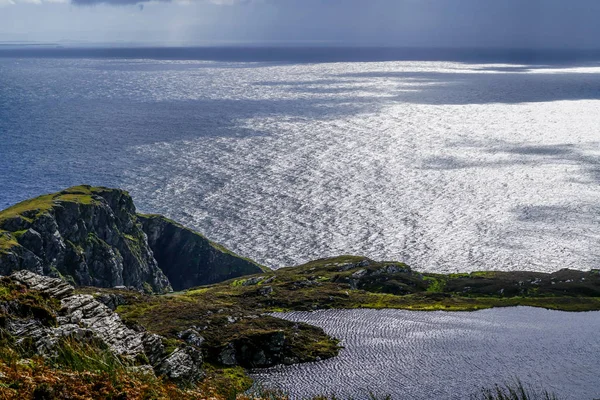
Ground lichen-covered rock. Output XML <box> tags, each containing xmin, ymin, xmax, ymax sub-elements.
<box><xmin>96</xmin><ymin>293</ymin><xmax>126</xmax><ymax>311</ymax></box>
<box><xmin>178</xmin><ymin>328</ymin><xmax>205</xmax><ymax>347</ymax></box>
<box><xmin>157</xmin><ymin>347</ymin><xmax>204</xmax><ymax>383</ymax></box>
<box><xmin>10</xmin><ymin>270</ymin><xmax>74</xmax><ymax>299</ymax></box>
<box><xmin>0</xmin><ymin>186</ymin><xmax>171</xmax><ymax>293</ymax></box>
<box><xmin>6</xmin><ymin>271</ymin><xmax>204</xmax><ymax>383</ymax></box>
<box><xmin>139</xmin><ymin>214</ymin><xmax>264</xmax><ymax>291</ymax></box>
<box><xmin>11</xmin><ymin>271</ymin><xmax>146</xmax><ymax>358</ymax></box>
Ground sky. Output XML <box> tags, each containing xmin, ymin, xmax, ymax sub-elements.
<box><xmin>1</xmin><ymin>0</ymin><xmax>600</xmax><ymax>48</ymax></box>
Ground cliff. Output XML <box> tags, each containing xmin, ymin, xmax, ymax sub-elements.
<box><xmin>0</xmin><ymin>186</ymin><xmax>171</xmax><ymax>293</ymax></box>
<box><xmin>139</xmin><ymin>214</ymin><xmax>265</xmax><ymax>291</ymax></box>
<box><xmin>0</xmin><ymin>186</ymin><xmax>263</xmax><ymax>293</ymax></box>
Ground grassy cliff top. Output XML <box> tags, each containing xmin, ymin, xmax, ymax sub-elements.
<box><xmin>0</xmin><ymin>185</ymin><xmax>118</xmax><ymax>224</ymax></box>
<box><xmin>0</xmin><ymin>185</ymin><xmax>119</xmax><ymax>255</ymax></box>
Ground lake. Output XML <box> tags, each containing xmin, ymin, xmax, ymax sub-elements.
<box><xmin>252</xmin><ymin>307</ymin><xmax>600</xmax><ymax>399</ymax></box>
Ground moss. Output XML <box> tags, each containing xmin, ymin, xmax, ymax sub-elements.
<box><xmin>161</xmin><ymin>338</ymin><xmax>182</xmax><ymax>355</ymax></box>
<box><xmin>0</xmin><ymin>231</ymin><xmax>19</xmax><ymax>253</ymax></box>
<box><xmin>0</xmin><ymin>279</ymin><xmax>60</xmax><ymax>327</ymax></box>
<box><xmin>142</xmin><ymin>282</ymin><xmax>154</xmax><ymax>295</ymax></box>
<box><xmin>424</xmin><ymin>276</ymin><xmax>447</xmax><ymax>293</ymax></box>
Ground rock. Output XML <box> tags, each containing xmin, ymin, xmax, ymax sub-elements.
<box><xmin>129</xmin><ymin>365</ymin><xmax>156</xmax><ymax>376</ymax></box>
<box><xmin>139</xmin><ymin>214</ymin><xmax>264</xmax><ymax>291</ymax></box>
<box><xmin>0</xmin><ymin>186</ymin><xmax>171</xmax><ymax>293</ymax></box>
<box><xmin>96</xmin><ymin>293</ymin><xmax>126</xmax><ymax>311</ymax></box>
<box><xmin>177</xmin><ymin>329</ymin><xmax>205</xmax><ymax>347</ymax></box>
<box><xmin>218</xmin><ymin>343</ymin><xmax>237</xmax><ymax>366</ymax></box>
<box><xmin>59</xmin><ymin>294</ymin><xmax>147</xmax><ymax>358</ymax></box>
<box><xmin>338</xmin><ymin>263</ymin><xmax>356</xmax><ymax>272</ymax></box>
<box><xmin>142</xmin><ymin>333</ymin><xmax>166</xmax><ymax>366</ymax></box>
<box><xmin>11</xmin><ymin>270</ymin><xmax>74</xmax><ymax>299</ymax></box>
<box><xmin>358</xmin><ymin>260</ymin><xmax>371</xmax><ymax>268</ymax></box>
<box><xmin>10</xmin><ymin>272</ymin><xmax>146</xmax><ymax>359</ymax></box>
<box><xmin>338</xmin><ymin>259</ymin><xmax>371</xmax><ymax>272</ymax></box>
<box><xmin>157</xmin><ymin>347</ymin><xmax>204</xmax><ymax>383</ymax></box>
<box><xmin>222</xmin><ymin>331</ymin><xmax>287</xmax><ymax>368</ymax></box>
<box><xmin>371</xmin><ymin>264</ymin><xmax>411</xmax><ymax>275</ymax></box>
<box><xmin>6</xmin><ymin>270</ymin><xmax>204</xmax><ymax>384</ymax></box>
<box><xmin>1</xmin><ymin>186</ymin><xmax>267</xmax><ymax>293</ymax></box>
<box><xmin>258</xmin><ymin>286</ymin><xmax>273</xmax><ymax>296</ymax></box>
<box><xmin>283</xmin><ymin>356</ymin><xmax>299</xmax><ymax>365</ymax></box>
<box><xmin>352</xmin><ymin>269</ymin><xmax>367</xmax><ymax>279</ymax></box>
<box><xmin>242</xmin><ymin>276</ymin><xmax>265</xmax><ymax>286</ymax></box>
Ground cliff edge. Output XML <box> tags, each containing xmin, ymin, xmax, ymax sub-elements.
<box><xmin>0</xmin><ymin>186</ymin><xmax>263</xmax><ymax>292</ymax></box>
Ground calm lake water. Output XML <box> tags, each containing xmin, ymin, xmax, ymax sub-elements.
<box><xmin>2</xmin><ymin>48</ymin><xmax>600</xmax><ymax>272</ymax></box>
<box><xmin>252</xmin><ymin>308</ymin><xmax>600</xmax><ymax>400</ymax></box>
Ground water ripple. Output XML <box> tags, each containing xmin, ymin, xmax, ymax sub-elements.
<box><xmin>251</xmin><ymin>308</ymin><xmax>600</xmax><ymax>400</ymax></box>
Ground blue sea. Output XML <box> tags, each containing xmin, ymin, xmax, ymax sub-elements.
<box><xmin>2</xmin><ymin>47</ymin><xmax>600</xmax><ymax>272</ymax></box>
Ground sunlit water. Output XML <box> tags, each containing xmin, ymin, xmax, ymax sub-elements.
<box><xmin>2</xmin><ymin>53</ymin><xmax>600</xmax><ymax>272</ymax></box>
<box><xmin>251</xmin><ymin>308</ymin><xmax>600</xmax><ymax>400</ymax></box>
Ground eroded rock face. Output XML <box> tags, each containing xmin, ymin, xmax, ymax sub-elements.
<box><xmin>5</xmin><ymin>271</ymin><xmax>204</xmax><ymax>384</ymax></box>
<box><xmin>139</xmin><ymin>214</ymin><xmax>264</xmax><ymax>291</ymax></box>
<box><xmin>218</xmin><ymin>331</ymin><xmax>287</xmax><ymax>368</ymax></box>
<box><xmin>0</xmin><ymin>187</ymin><xmax>171</xmax><ymax>293</ymax></box>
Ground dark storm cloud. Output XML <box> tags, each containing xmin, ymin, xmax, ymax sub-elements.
<box><xmin>6</xmin><ymin>0</ymin><xmax>600</xmax><ymax>49</ymax></box>
<box><xmin>71</xmin><ymin>0</ymin><xmax>150</xmax><ymax>5</ymax></box>
<box><xmin>69</xmin><ymin>0</ymin><xmax>248</xmax><ymax>5</ymax></box>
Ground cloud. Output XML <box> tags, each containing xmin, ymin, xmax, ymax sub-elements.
<box><xmin>70</xmin><ymin>0</ymin><xmax>157</xmax><ymax>5</ymax></box>
<box><xmin>69</xmin><ymin>0</ymin><xmax>252</xmax><ymax>5</ymax></box>
<box><xmin>2</xmin><ymin>0</ymin><xmax>600</xmax><ymax>50</ymax></box>
<box><xmin>0</xmin><ymin>0</ymin><xmax>250</xmax><ymax>6</ymax></box>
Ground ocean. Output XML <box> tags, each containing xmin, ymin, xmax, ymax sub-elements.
<box><xmin>2</xmin><ymin>47</ymin><xmax>600</xmax><ymax>272</ymax></box>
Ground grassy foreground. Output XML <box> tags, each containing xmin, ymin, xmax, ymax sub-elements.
<box><xmin>0</xmin><ymin>254</ymin><xmax>584</xmax><ymax>398</ymax></box>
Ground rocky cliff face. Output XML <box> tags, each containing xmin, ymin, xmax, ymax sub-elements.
<box><xmin>3</xmin><ymin>271</ymin><xmax>204</xmax><ymax>384</ymax></box>
<box><xmin>139</xmin><ymin>214</ymin><xmax>264</xmax><ymax>291</ymax></box>
<box><xmin>0</xmin><ymin>186</ymin><xmax>171</xmax><ymax>293</ymax></box>
<box><xmin>0</xmin><ymin>186</ymin><xmax>265</xmax><ymax>293</ymax></box>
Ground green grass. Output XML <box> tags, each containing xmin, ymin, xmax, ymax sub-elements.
<box><xmin>0</xmin><ymin>185</ymin><xmax>117</xmax><ymax>256</ymax></box>
<box><xmin>52</xmin><ymin>337</ymin><xmax>125</xmax><ymax>375</ymax></box>
<box><xmin>0</xmin><ymin>231</ymin><xmax>19</xmax><ymax>254</ymax></box>
<box><xmin>424</xmin><ymin>276</ymin><xmax>447</xmax><ymax>293</ymax></box>
<box><xmin>0</xmin><ymin>185</ymin><xmax>110</xmax><ymax>224</ymax></box>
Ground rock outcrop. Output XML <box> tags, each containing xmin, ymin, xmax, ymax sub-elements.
<box><xmin>217</xmin><ymin>330</ymin><xmax>287</xmax><ymax>368</ymax></box>
<box><xmin>0</xmin><ymin>186</ymin><xmax>171</xmax><ymax>293</ymax></box>
<box><xmin>3</xmin><ymin>271</ymin><xmax>204</xmax><ymax>384</ymax></box>
<box><xmin>0</xmin><ymin>186</ymin><xmax>266</xmax><ymax>293</ymax></box>
<box><xmin>139</xmin><ymin>214</ymin><xmax>264</xmax><ymax>291</ymax></box>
